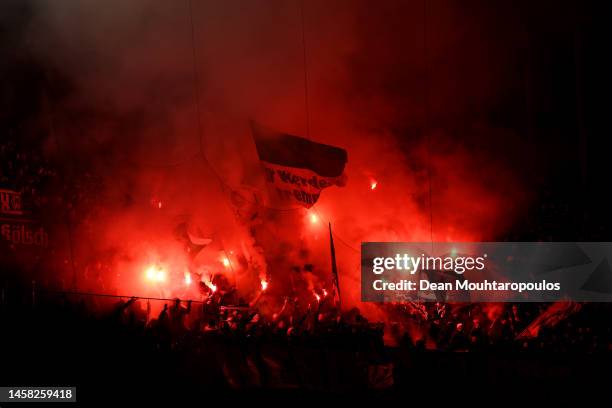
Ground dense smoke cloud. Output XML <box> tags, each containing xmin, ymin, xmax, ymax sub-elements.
<box><xmin>4</xmin><ymin>0</ymin><xmax>537</xmax><ymax>316</ymax></box>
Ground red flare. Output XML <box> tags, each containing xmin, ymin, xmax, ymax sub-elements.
<box><xmin>145</xmin><ymin>264</ymin><xmax>166</xmax><ymax>283</ymax></box>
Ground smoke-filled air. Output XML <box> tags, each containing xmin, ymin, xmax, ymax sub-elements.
<box><xmin>4</xmin><ymin>0</ymin><xmax>537</xmax><ymax>327</ymax></box>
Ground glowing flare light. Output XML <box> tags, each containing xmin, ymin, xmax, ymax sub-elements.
<box><xmin>145</xmin><ymin>265</ymin><xmax>167</xmax><ymax>283</ymax></box>
<box><xmin>205</xmin><ymin>281</ymin><xmax>217</xmax><ymax>293</ymax></box>
<box><xmin>202</xmin><ymin>275</ymin><xmax>217</xmax><ymax>293</ymax></box>
<box><xmin>309</xmin><ymin>213</ymin><xmax>319</xmax><ymax>224</ymax></box>
<box><xmin>261</xmin><ymin>280</ymin><xmax>268</xmax><ymax>291</ymax></box>
<box><xmin>222</xmin><ymin>257</ymin><xmax>231</xmax><ymax>268</ymax></box>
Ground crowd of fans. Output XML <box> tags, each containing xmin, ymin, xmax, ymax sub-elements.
<box><xmin>2</xmin><ymin>284</ymin><xmax>612</xmax><ymax>393</ymax></box>
<box><xmin>2</xmin><ymin>128</ymin><xmax>612</xmax><ymax>393</ymax></box>
<box><xmin>0</xmin><ymin>286</ymin><xmax>388</xmax><ymax>390</ymax></box>
<box><xmin>1</xmin><ymin>130</ymin><xmax>104</xmax><ymax>226</ymax></box>
<box><xmin>4</xmin><ymin>279</ymin><xmax>612</xmax><ymax>355</ymax></box>
<box><xmin>385</xmin><ymin>301</ymin><xmax>612</xmax><ymax>352</ymax></box>
<box><xmin>0</xmin><ymin>135</ymin><xmax>57</xmax><ymax>211</ymax></box>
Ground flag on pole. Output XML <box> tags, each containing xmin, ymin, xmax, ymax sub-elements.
<box><xmin>516</xmin><ymin>301</ymin><xmax>582</xmax><ymax>339</ymax></box>
<box><xmin>251</xmin><ymin>121</ymin><xmax>347</xmax><ymax>208</ymax></box>
<box><xmin>329</xmin><ymin>222</ymin><xmax>341</xmax><ymax>306</ymax></box>
<box><xmin>174</xmin><ymin>222</ymin><xmax>212</xmax><ymax>259</ymax></box>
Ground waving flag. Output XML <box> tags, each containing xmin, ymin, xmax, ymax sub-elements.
<box><xmin>516</xmin><ymin>301</ymin><xmax>582</xmax><ymax>339</ymax></box>
<box><xmin>174</xmin><ymin>222</ymin><xmax>211</xmax><ymax>258</ymax></box>
<box><xmin>251</xmin><ymin>121</ymin><xmax>347</xmax><ymax>208</ymax></box>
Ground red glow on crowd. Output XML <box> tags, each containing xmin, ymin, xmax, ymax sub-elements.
<box><xmin>204</xmin><ymin>278</ymin><xmax>217</xmax><ymax>293</ymax></box>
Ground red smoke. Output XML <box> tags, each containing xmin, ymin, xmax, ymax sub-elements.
<box><xmin>20</xmin><ymin>0</ymin><xmax>534</xmax><ymax>323</ymax></box>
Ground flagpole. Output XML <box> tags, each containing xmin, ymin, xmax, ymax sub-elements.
<box><xmin>328</xmin><ymin>222</ymin><xmax>341</xmax><ymax>308</ymax></box>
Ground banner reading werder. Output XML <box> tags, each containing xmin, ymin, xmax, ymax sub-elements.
<box><xmin>251</xmin><ymin>122</ymin><xmax>347</xmax><ymax>208</ymax></box>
